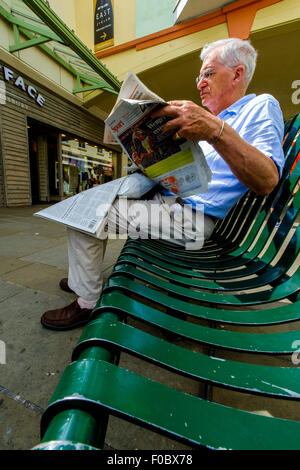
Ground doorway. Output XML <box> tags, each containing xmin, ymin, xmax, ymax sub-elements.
<box><xmin>27</xmin><ymin>118</ymin><xmax>60</xmax><ymax>203</ymax></box>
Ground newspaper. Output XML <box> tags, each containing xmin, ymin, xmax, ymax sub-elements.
<box><xmin>34</xmin><ymin>178</ymin><xmax>124</xmax><ymax>238</ymax></box>
<box><xmin>34</xmin><ymin>173</ymin><xmax>157</xmax><ymax>238</ymax></box>
<box><xmin>104</xmin><ymin>72</ymin><xmax>211</xmax><ymax>197</ymax></box>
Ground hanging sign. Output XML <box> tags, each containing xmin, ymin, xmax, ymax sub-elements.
<box><xmin>94</xmin><ymin>0</ymin><xmax>114</xmax><ymax>52</ymax></box>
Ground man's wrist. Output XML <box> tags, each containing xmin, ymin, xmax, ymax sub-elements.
<box><xmin>208</xmin><ymin>119</ymin><xmax>225</xmax><ymax>145</ymax></box>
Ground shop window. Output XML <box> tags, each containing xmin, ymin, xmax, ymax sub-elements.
<box><xmin>78</xmin><ymin>140</ymin><xmax>86</xmax><ymax>150</ymax></box>
<box><xmin>61</xmin><ymin>135</ymin><xmax>113</xmax><ymax>196</ymax></box>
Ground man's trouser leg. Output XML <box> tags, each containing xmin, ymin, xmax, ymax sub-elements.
<box><xmin>67</xmin><ymin>195</ymin><xmax>216</xmax><ymax>303</ymax></box>
<box><xmin>67</xmin><ymin>228</ymin><xmax>107</xmax><ymax>304</ymax></box>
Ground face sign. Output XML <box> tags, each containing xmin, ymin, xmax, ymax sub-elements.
<box><xmin>197</xmin><ymin>49</ymin><xmax>245</xmax><ymax>115</ymax></box>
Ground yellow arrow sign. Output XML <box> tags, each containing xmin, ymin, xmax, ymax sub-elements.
<box><xmin>101</xmin><ymin>32</ymin><xmax>107</xmax><ymax>41</ymax></box>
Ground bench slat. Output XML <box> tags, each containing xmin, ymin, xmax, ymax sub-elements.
<box><xmin>41</xmin><ymin>358</ymin><xmax>300</xmax><ymax>450</ymax></box>
<box><xmin>73</xmin><ymin>317</ymin><xmax>300</xmax><ymax>398</ymax></box>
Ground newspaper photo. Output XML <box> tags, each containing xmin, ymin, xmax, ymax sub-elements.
<box><xmin>105</xmin><ymin>72</ymin><xmax>211</xmax><ymax>197</ymax></box>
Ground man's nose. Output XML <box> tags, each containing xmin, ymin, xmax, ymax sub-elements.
<box><xmin>197</xmin><ymin>79</ymin><xmax>207</xmax><ymax>91</ymax></box>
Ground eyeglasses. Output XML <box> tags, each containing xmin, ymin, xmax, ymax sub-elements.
<box><xmin>195</xmin><ymin>68</ymin><xmax>216</xmax><ymax>85</ymax></box>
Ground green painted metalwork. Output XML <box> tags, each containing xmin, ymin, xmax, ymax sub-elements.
<box><xmin>39</xmin><ymin>409</ymin><xmax>104</xmax><ymax>449</ymax></box>
<box><xmin>10</xmin><ymin>17</ymin><xmax>55</xmax><ymax>53</ymax></box>
<box><xmin>110</xmin><ymin>261</ymin><xmax>300</xmax><ymax>306</ymax></box>
<box><xmin>115</xmin><ymin>211</ymin><xmax>299</xmax><ymax>291</ymax></box>
<box><xmin>18</xmin><ymin>28</ymin><xmax>112</xmax><ymax>94</ymax></box>
<box><xmin>40</xmin><ymin>358</ymin><xmax>300</xmax><ymax>450</ymax></box>
<box><xmin>33</xmin><ymin>440</ymin><xmax>100</xmax><ymax>451</ymax></box>
<box><xmin>100</xmin><ymin>281</ymin><xmax>300</xmax><ymax>326</ymax></box>
<box><xmin>10</xmin><ymin>31</ymin><xmax>50</xmax><ymax>52</ymax></box>
<box><xmin>23</xmin><ymin>0</ymin><xmax>120</xmax><ymax>92</ymax></box>
<box><xmin>124</xmin><ymin>162</ymin><xmax>299</xmax><ymax>271</ymax></box>
<box><xmin>117</xmin><ymin>188</ymin><xmax>299</xmax><ymax>282</ymax></box>
<box><xmin>119</xmin><ymin>198</ymin><xmax>298</xmax><ymax>282</ymax></box>
<box><xmin>94</xmin><ymin>293</ymin><xmax>300</xmax><ymax>353</ymax></box>
<box><xmin>38</xmin><ymin>328</ymin><xmax>117</xmax><ymax>450</ymax></box>
<box><xmin>0</xmin><ymin>2</ymin><xmax>120</xmax><ymax>95</ymax></box>
<box><xmin>73</xmin><ymin>316</ymin><xmax>300</xmax><ymax>397</ymax></box>
<box><xmin>0</xmin><ymin>5</ymin><xmax>62</xmax><ymax>42</ymax></box>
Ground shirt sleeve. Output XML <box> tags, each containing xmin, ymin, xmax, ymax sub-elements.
<box><xmin>238</xmin><ymin>95</ymin><xmax>285</xmax><ymax>177</ymax></box>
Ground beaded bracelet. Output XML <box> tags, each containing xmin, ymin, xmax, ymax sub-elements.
<box><xmin>211</xmin><ymin>120</ymin><xmax>225</xmax><ymax>146</ymax></box>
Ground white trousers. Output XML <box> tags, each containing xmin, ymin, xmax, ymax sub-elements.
<box><xmin>67</xmin><ymin>194</ymin><xmax>215</xmax><ymax>303</ymax></box>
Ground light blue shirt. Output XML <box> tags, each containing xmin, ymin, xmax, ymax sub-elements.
<box><xmin>183</xmin><ymin>93</ymin><xmax>285</xmax><ymax>219</ymax></box>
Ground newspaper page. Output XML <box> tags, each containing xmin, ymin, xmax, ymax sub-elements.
<box><xmin>34</xmin><ymin>173</ymin><xmax>157</xmax><ymax>238</ymax></box>
<box><xmin>104</xmin><ymin>72</ymin><xmax>211</xmax><ymax>197</ymax></box>
<box><xmin>103</xmin><ymin>71</ymin><xmax>163</xmax><ymax>145</ymax></box>
<box><xmin>34</xmin><ymin>177</ymin><xmax>125</xmax><ymax>238</ymax></box>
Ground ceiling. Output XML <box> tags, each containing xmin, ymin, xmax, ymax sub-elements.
<box><xmin>87</xmin><ymin>19</ymin><xmax>300</xmax><ymax>121</ymax></box>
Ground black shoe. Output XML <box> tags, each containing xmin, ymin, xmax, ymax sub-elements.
<box><xmin>59</xmin><ymin>278</ymin><xmax>75</xmax><ymax>294</ymax></box>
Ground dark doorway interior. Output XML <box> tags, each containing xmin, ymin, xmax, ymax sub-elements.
<box><xmin>27</xmin><ymin>118</ymin><xmax>60</xmax><ymax>203</ymax></box>
<box><xmin>28</xmin><ymin>131</ymin><xmax>39</xmax><ymax>203</ymax></box>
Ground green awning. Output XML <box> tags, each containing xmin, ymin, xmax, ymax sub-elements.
<box><xmin>0</xmin><ymin>0</ymin><xmax>121</xmax><ymax>96</ymax></box>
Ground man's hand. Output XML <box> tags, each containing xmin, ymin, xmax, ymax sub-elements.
<box><xmin>152</xmin><ymin>100</ymin><xmax>222</xmax><ymax>143</ymax></box>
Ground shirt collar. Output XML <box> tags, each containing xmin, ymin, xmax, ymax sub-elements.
<box><xmin>218</xmin><ymin>94</ymin><xmax>256</xmax><ymax>118</ymax></box>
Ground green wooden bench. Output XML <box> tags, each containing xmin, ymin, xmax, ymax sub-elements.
<box><xmin>34</xmin><ymin>114</ymin><xmax>300</xmax><ymax>451</ymax></box>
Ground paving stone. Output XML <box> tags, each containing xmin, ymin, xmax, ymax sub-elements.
<box><xmin>0</xmin><ymin>285</ymin><xmax>81</xmax><ymax>407</ymax></box>
<box><xmin>0</xmin><ymin>234</ymin><xmax>61</xmax><ymax>257</ymax></box>
<box><xmin>20</xmin><ymin>245</ymin><xmax>69</xmax><ymax>270</ymax></box>
<box><xmin>0</xmin><ymin>257</ymin><xmax>33</xmax><ymax>276</ymax></box>
<box><xmin>0</xmin><ymin>395</ymin><xmax>41</xmax><ymax>451</ymax></box>
<box><xmin>1</xmin><ymin>265</ymin><xmax>71</xmax><ymax>297</ymax></box>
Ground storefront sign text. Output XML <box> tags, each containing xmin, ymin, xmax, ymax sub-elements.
<box><xmin>0</xmin><ymin>65</ymin><xmax>45</xmax><ymax>107</ymax></box>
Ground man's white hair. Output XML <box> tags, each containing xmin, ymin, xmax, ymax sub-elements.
<box><xmin>200</xmin><ymin>38</ymin><xmax>258</xmax><ymax>86</ymax></box>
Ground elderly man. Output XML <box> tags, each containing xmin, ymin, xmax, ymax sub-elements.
<box><xmin>41</xmin><ymin>38</ymin><xmax>285</xmax><ymax>330</ymax></box>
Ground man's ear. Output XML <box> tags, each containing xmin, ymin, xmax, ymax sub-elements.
<box><xmin>233</xmin><ymin>65</ymin><xmax>246</xmax><ymax>84</ymax></box>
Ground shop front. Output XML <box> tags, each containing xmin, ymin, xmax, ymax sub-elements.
<box><xmin>0</xmin><ymin>62</ymin><xmax>121</xmax><ymax>207</ymax></box>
